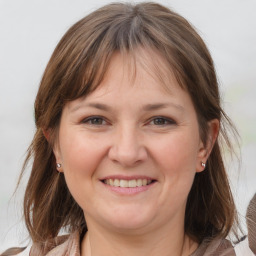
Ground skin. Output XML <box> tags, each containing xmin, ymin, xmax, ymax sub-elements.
<box><xmin>53</xmin><ymin>52</ymin><xmax>219</xmax><ymax>256</ymax></box>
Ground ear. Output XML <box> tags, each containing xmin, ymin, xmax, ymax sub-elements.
<box><xmin>43</xmin><ymin>128</ymin><xmax>50</xmax><ymax>141</ymax></box>
<box><xmin>196</xmin><ymin>119</ymin><xmax>219</xmax><ymax>173</ymax></box>
<box><xmin>52</xmin><ymin>141</ymin><xmax>63</xmax><ymax>172</ymax></box>
<box><xmin>43</xmin><ymin>128</ymin><xmax>63</xmax><ymax>172</ymax></box>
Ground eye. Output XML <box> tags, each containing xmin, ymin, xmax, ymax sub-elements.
<box><xmin>149</xmin><ymin>117</ymin><xmax>176</xmax><ymax>126</ymax></box>
<box><xmin>82</xmin><ymin>116</ymin><xmax>107</xmax><ymax>125</ymax></box>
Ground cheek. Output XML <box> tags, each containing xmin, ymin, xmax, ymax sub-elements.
<box><xmin>58</xmin><ymin>130</ymin><xmax>108</xmax><ymax>209</ymax></box>
<box><xmin>152</xmin><ymin>131</ymin><xmax>199</xmax><ymax>172</ymax></box>
<box><xmin>59</xmin><ymin>130</ymin><xmax>106</xmax><ymax>180</ymax></box>
<box><xmin>151</xmin><ymin>131</ymin><xmax>199</xmax><ymax>197</ymax></box>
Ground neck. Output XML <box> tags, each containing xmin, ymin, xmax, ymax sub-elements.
<box><xmin>81</xmin><ymin>218</ymin><xmax>198</xmax><ymax>256</ymax></box>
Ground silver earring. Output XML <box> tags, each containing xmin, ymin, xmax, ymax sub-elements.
<box><xmin>56</xmin><ymin>163</ymin><xmax>61</xmax><ymax>168</ymax></box>
<box><xmin>201</xmin><ymin>162</ymin><xmax>206</xmax><ymax>168</ymax></box>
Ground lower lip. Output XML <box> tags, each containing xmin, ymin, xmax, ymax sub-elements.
<box><xmin>101</xmin><ymin>181</ymin><xmax>156</xmax><ymax>195</ymax></box>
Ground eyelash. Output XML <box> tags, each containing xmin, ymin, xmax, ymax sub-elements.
<box><xmin>81</xmin><ymin>116</ymin><xmax>176</xmax><ymax>126</ymax></box>
<box><xmin>81</xmin><ymin>116</ymin><xmax>108</xmax><ymax>125</ymax></box>
<box><xmin>148</xmin><ymin>116</ymin><xmax>176</xmax><ymax>126</ymax></box>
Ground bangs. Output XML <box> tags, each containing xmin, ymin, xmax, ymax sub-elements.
<box><xmin>57</xmin><ymin>43</ymin><xmax>184</xmax><ymax>106</ymax></box>
<box><xmin>38</xmin><ymin>1</ymin><xmax>212</xmax><ymax>130</ymax></box>
<box><xmin>50</xmin><ymin>3</ymin><xmax>190</xmax><ymax>104</ymax></box>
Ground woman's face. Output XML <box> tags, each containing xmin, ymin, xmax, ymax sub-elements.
<box><xmin>54</xmin><ymin>52</ymin><xmax>209</xmax><ymax>234</ymax></box>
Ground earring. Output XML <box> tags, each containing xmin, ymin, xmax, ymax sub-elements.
<box><xmin>56</xmin><ymin>163</ymin><xmax>61</xmax><ymax>168</ymax></box>
<box><xmin>201</xmin><ymin>162</ymin><xmax>206</xmax><ymax>168</ymax></box>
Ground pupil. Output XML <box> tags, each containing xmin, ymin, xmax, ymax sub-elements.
<box><xmin>92</xmin><ymin>118</ymin><xmax>102</xmax><ymax>124</ymax></box>
<box><xmin>154</xmin><ymin>118</ymin><xmax>165</xmax><ymax>125</ymax></box>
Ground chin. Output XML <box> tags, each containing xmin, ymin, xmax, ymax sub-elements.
<box><xmin>99</xmin><ymin>207</ymin><xmax>155</xmax><ymax>232</ymax></box>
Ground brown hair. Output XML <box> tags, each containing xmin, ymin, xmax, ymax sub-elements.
<box><xmin>246</xmin><ymin>194</ymin><xmax>256</xmax><ymax>253</ymax></box>
<box><xmin>19</xmin><ymin>2</ymin><xmax>239</xmax><ymax>245</ymax></box>
<box><xmin>0</xmin><ymin>247</ymin><xmax>26</xmax><ymax>256</ymax></box>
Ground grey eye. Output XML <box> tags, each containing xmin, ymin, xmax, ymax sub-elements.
<box><xmin>151</xmin><ymin>117</ymin><xmax>175</xmax><ymax>125</ymax></box>
<box><xmin>154</xmin><ymin>118</ymin><xmax>166</xmax><ymax>125</ymax></box>
<box><xmin>82</xmin><ymin>116</ymin><xmax>106</xmax><ymax>125</ymax></box>
<box><xmin>89</xmin><ymin>118</ymin><xmax>104</xmax><ymax>125</ymax></box>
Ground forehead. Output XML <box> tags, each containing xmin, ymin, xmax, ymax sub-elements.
<box><xmin>93</xmin><ymin>48</ymin><xmax>183</xmax><ymax>96</ymax></box>
<box><xmin>65</xmin><ymin>50</ymin><xmax>193</xmax><ymax>115</ymax></box>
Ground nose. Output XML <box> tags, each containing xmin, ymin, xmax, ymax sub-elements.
<box><xmin>108</xmin><ymin>125</ymin><xmax>148</xmax><ymax>167</ymax></box>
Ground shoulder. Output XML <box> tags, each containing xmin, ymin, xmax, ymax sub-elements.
<box><xmin>0</xmin><ymin>246</ymin><xmax>30</xmax><ymax>256</ymax></box>
<box><xmin>29</xmin><ymin>230</ymin><xmax>80</xmax><ymax>256</ymax></box>
<box><xmin>192</xmin><ymin>238</ymin><xmax>236</xmax><ymax>256</ymax></box>
<box><xmin>192</xmin><ymin>237</ymin><xmax>255</xmax><ymax>256</ymax></box>
<box><xmin>1</xmin><ymin>230</ymin><xmax>81</xmax><ymax>256</ymax></box>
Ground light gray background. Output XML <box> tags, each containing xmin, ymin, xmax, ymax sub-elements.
<box><xmin>0</xmin><ymin>0</ymin><xmax>255</xmax><ymax>251</ymax></box>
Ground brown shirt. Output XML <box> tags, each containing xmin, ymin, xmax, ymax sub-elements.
<box><xmin>26</xmin><ymin>231</ymin><xmax>237</xmax><ymax>256</ymax></box>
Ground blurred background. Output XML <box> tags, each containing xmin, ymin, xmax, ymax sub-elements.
<box><xmin>0</xmin><ymin>0</ymin><xmax>255</xmax><ymax>252</ymax></box>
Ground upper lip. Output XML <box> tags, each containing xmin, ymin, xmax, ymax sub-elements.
<box><xmin>100</xmin><ymin>175</ymin><xmax>156</xmax><ymax>181</ymax></box>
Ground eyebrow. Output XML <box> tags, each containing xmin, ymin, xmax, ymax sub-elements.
<box><xmin>70</xmin><ymin>103</ymin><xmax>111</xmax><ymax>113</ymax></box>
<box><xmin>142</xmin><ymin>103</ymin><xmax>184</xmax><ymax>112</ymax></box>
<box><xmin>70</xmin><ymin>102</ymin><xmax>184</xmax><ymax>113</ymax></box>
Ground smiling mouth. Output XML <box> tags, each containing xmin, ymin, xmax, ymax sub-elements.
<box><xmin>102</xmin><ymin>179</ymin><xmax>156</xmax><ymax>188</ymax></box>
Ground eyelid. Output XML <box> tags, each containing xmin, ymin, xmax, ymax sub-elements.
<box><xmin>147</xmin><ymin>116</ymin><xmax>177</xmax><ymax>125</ymax></box>
<box><xmin>81</xmin><ymin>115</ymin><xmax>109</xmax><ymax>125</ymax></box>
<box><xmin>80</xmin><ymin>115</ymin><xmax>176</xmax><ymax>126</ymax></box>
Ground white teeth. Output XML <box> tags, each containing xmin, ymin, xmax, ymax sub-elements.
<box><xmin>137</xmin><ymin>179</ymin><xmax>142</xmax><ymax>186</ymax></box>
<box><xmin>120</xmin><ymin>180</ymin><xmax>128</xmax><ymax>187</ymax></box>
<box><xmin>104</xmin><ymin>178</ymin><xmax>153</xmax><ymax>188</ymax></box>
<box><xmin>113</xmin><ymin>179</ymin><xmax>119</xmax><ymax>187</ymax></box>
<box><xmin>128</xmin><ymin>180</ymin><xmax>136</xmax><ymax>188</ymax></box>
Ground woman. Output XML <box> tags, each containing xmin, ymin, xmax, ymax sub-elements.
<box><xmin>1</xmin><ymin>2</ymin><xmax>254</xmax><ymax>256</ymax></box>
